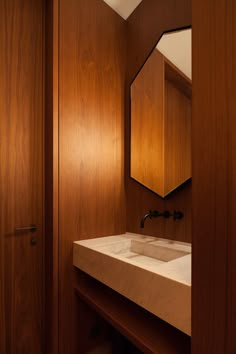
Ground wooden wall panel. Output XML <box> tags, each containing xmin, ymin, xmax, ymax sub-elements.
<box><xmin>192</xmin><ymin>0</ymin><xmax>236</xmax><ymax>352</ymax></box>
<box><xmin>131</xmin><ymin>49</ymin><xmax>165</xmax><ymax>196</ymax></box>
<box><xmin>164</xmin><ymin>79</ymin><xmax>191</xmax><ymax>195</ymax></box>
<box><xmin>227</xmin><ymin>7</ymin><xmax>236</xmax><ymax>345</ymax></box>
<box><xmin>127</xmin><ymin>0</ymin><xmax>192</xmax><ymax>83</ymax></box>
<box><xmin>45</xmin><ymin>0</ymin><xmax>59</xmax><ymax>353</ymax></box>
<box><xmin>228</xmin><ymin>56</ymin><xmax>236</xmax><ymax>353</ymax></box>
<box><xmin>126</xmin><ymin>0</ymin><xmax>192</xmax><ymax>242</ymax></box>
<box><xmin>131</xmin><ymin>48</ymin><xmax>191</xmax><ymax>199</ymax></box>
<box><xmin>59</xmin><ymin>0</ymin><xmax>126</xmax><ymax>352</ymax></box>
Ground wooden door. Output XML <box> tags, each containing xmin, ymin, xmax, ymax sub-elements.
<box><xmin>0</xmin><ymin>1</ymin><xmax>44</xmax><ymax>353</ymax></box>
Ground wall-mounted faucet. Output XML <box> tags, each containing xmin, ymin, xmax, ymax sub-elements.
<box><xmin>140</xmin><ymin>210</ymin><xmax>184</xmax><ymax>228</ymax></box>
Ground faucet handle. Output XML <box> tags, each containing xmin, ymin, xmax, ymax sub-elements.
<box><xmin>173</xmin><ymin>210</ymin><xmax>184</xmax><ymax>220</ymax></box>
<box><xmin>149</xmin><ymin>210</ymin><xmax>159</xmax><ymax>218</ymax></box>
<box><xmin>161</xmin><ymin>211</ymin><xmax>171</xmax><ymax>218</ymax></box>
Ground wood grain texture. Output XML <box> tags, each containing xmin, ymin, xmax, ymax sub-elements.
<box><xmin>131</xmin><ymin>49</ymin><xmax>191</xmax><ymax>198</ymax></box>
<box><xmin>227</xmin><ymin>18</ymin><xmax>236</xmax><ymax>350</ymax></box>
<box><xmin>0</xmin><ymin>0</ymin><xmax>44</xmax><ymax>353</ymax></box>
<box><xmin>127</xmin><ymin>0</ymin><xmax>192</xmax><ymax>83</ymax></box>
<box><xmin>227</xmin><ymin>3</ymin><xmax>236</xmax><ymax>350</ymax></box>
<box><xmin>126</xmin><ymin>0</ymin><xmax>192</xmax><ymax>242</ymax></box>
<box><xmin>58</xmin><ymin>0</ymin><xmax>126</xmax><ymax>352</ymax></box>
<box><xmin>165</xmin><ymin>60</ymin><xmax>192</xmax><ymax>99</ymax></box>
<box><xmin>192</xmin><ymin>0</ymin><xmax>236</xmax><ymax>352</ymax></box>
<box><xmin>164</xmin><ymin>78</ymin><xmax>191</xmax><ymax>195</ymax></box>
<box><xmin>45</xmin><ymin>0</ymin><xmax>59</xmax><ymax>353</ymax></box>
<box><xmin>131</xmin><ymin>49</ymin><xmax>165</xmax><ymax>196</ymax></box>
<box><xmin>75</xmin><ymin>271</ymin><xmax>191</xmax><ymax>354</ymax></box>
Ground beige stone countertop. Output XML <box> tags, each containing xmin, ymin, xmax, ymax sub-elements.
<box><xmin>73</xmin><ymin>233</ymin><xmax>191</xmax><ymax>335</ymax></box>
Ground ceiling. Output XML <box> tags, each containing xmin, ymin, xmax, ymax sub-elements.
<box><xmin>157</xmin><ymin>29</ymin><xmax>192</xmax><ymax>79</ymax></box>
<box><xmin>103</xmin><ymin>0</ymin><xmax>142</xmax><ymax>19</ymax></box>
<box><xmin>102</xmin><ymin>1</ymin><xmax>191</xmax><ymax>79</ymax></box>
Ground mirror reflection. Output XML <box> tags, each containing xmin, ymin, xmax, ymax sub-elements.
<box><xmin>130</xmin><ymin>28</ymin><xmax>192</xmax><ymax>197</ymax></box>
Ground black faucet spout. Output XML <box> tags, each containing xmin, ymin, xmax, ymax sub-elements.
<box><xmin>140</xmin><ymin>210</ymin><xmax>183</xmax><ymax>228</ymax></box>
<box><xmin>140</xmin><ymin>210</ymin><xmax>160</xmax><ymax>228</ymax></box>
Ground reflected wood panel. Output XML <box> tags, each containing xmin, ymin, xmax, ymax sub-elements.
<box><xmin>131</xmin><ymin>48</ymin><xmax>191</xmax><ymax>197</ymax></box>
<box><xmin>131</xmin><ymin>49</ymin><xmax>165</xmax><ymax>195</ymax></box>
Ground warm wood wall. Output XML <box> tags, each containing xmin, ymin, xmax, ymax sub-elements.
<box><xmin>192</xmin><ymin>0</ymin><xmax>236</xmax><ymax>353</ymax></box>
<box><xmin>0</xmin><ymin>0</ymin><xmax>44</xmax><ymax>352</ymax></box>
<box><xmin>126</xmin><ymin>0</ymin><xmax>192</xmax><ymax>242</ymax></box>
<box><xmin>58</xmin><ymin>0</ymin><xmax>126</xmax><ymax>352</ymax></box>
<box><xmin>45</xmin><ymin>0</ymin><xmax>59</xmax><ymax>353</ymax></box>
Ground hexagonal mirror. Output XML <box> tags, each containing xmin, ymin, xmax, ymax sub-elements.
<box><xmin>130</xmin><ymin>28</ymin><xmax>192</xmax><ymax>198</ymax></box>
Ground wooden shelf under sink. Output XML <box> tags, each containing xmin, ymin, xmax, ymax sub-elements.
<box><xmin>74</xmin><ymin>272</ymin><xmax>190</xmax><ymax>354</ymax></box>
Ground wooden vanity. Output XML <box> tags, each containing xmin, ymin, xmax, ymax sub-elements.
<box><xmin>74</xmin><ymin>271</ymin><xmax>190</xmax><ymax>354</ymax></box>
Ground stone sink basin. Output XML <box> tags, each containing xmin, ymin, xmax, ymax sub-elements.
<box><xmin>73</xmin><ymin>233</ymin><xmax>191</xmax><ymax>335</ymax></box>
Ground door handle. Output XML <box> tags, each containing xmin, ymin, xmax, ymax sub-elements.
<box><xmin>14</xmin><ymin>224</ymin><xmax>37</xmax><ymax>233</ymax></box>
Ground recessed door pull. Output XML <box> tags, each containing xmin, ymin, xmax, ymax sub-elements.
<box><xmin>14</xmin><ymin>224</ymin><xmax>37</xmax><ymax>233</ymax></box>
